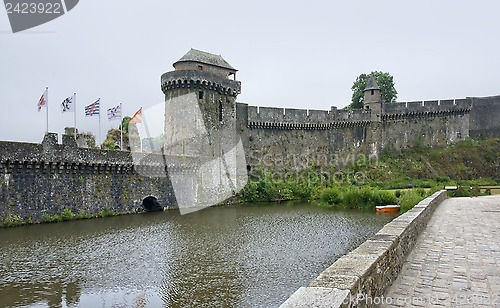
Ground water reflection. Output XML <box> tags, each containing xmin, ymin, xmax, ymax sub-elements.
<box><xmin>0</xmin><ymin>202</ymin><xmax>395</xmax><ymax>307</ymax></box>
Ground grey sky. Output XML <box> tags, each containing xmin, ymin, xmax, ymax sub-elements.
<box><xmin>1</xmin><ymin>0</ymin><xmax>499</xmax><ymax>144</ymax></box>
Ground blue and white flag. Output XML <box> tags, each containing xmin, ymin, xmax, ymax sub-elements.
<box><xmin>107</xmin><ymin>105</ymin><xmax>121</xmax><ymax>120</ymax></box>
<box><xmin>85</xmin><ymin>99</ymin><xmax>100</xmax><ymax>116</ymax></box>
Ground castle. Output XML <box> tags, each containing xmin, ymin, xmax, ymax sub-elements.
<box><xmin>161</xmin><ymin>48</ymin><xmax>500</xmax><ymax>173</ymax></box>
<box><xmin>1</xmin><ymin>49</ymin><xmax>499</xmax><ymax>223</ymax></box>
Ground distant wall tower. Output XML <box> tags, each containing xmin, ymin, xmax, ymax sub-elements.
<box><xmin>363</xmin><ymin>74</ymin><xmax>382</xmax><ymax>121</ymax></box>
<box><xmin>160</xmin><ymin>49</ymin><xmax>241</xmax><ymax>158</ymax></box>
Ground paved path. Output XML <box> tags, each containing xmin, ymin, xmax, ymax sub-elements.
<box><xmin>380</xmin><ymin>195</ymin><xmax>500</xmax><ymax>307</ymax></box>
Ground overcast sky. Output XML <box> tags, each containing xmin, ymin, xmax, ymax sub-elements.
<box><xmin>1</xmin><ymin>0</ymin><xmax>499</xmax><ymax>144</ymax></box>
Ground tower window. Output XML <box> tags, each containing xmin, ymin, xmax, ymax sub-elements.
<box><xmin>198</xmin><ymin>65</ymin><xmax>203</xmax><ymax>71</ymax></box>
<box><xmin>219</xmin><ymin>101</ymin><xmax>223</xmax><ymax>122</ymax></box>
<box><xmin>371</xmin><ymin>89</ymin><xmax>374</xmax><ymax>95</ymax></box>
<box><xmin>199</xmin><ymin>91</ymin><xmax>204</xmax><ymax>99</ymax></box>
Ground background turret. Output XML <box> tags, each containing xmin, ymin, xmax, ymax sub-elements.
<box><xmin>363</xmin><ymin>75</ymin><xmax>382</xmax><ymax>121</ymax></box>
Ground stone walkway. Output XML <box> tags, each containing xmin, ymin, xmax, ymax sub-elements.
<box><xmin>380</xmin><ymin>195</ymin><xmax>500</xmax><ymax>307</ymax></box>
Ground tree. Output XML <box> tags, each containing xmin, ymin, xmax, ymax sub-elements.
<box><xmin>101</xmin><ymin>116</ymin><xmax>131</xmax><ymax>150</ymax></box>
<box><xmin>121</xmin><ymin>116</ymin><xmax>131</xmax><ymax>134</ymax></box>
<box><xmin>348</xmin><ymin>71</ymin><xmax>397</xmax><ymax>109</ymax></box>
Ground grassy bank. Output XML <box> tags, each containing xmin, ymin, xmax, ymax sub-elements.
<box><xmin>1</xmin><ymin>207</ymin><xmax>124</xmax><ymax>228</ymax></box>
<box><xmin>240</xmin><ymin>138</ymin><xmax>500</xmax><ymax>212</ymax></box>
<box><xmin>240</xmin><ymin>170</ymin><xmax>434</xmax><ymax>213</ymax></box>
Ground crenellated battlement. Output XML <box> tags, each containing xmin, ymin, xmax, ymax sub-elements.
<box><xmin>380</xmin><ymin>98</ymin><xmax>472</xmax><ymax>121</ymax></box>
<box><xmin>382</xmin><ymin>98</ymin><xmax>473</xmax><ymax>117</ymax></box>
<box><xmin>241</xmin><ymin>96</ymin><xmax>478</xmax><ymax>131</ymax></box>
<box><xmin>334</xmin><ymin>108</ymin><xmax>372</xmax><ymax>122</ymax></box>
<box><xmin>161</xmin><ymin>70</ymin><xmax>241</xmax><ymax>97</ymax></box>
<box><xmin>247</xmin><ymin>106</ymin><xmax>332</xmax><ymax>124</ymax></box>
<box><xmin>245</xmin><ymin>105</ymin><xmax>374</xmax><ymax>130</ymax></box>
<box><xmin>0</xmin><ymin>134</ymin><xmax>200</xmax><ymax>176</ymax></box>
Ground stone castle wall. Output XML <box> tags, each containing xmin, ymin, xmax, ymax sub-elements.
<box><xmin>237</xmin><ymin>95</ymin><xmax>499</xmax><ymax>172</ymax></box>
<box><xmin>469</xmin><ymin>95</ymin><xmax>500</xmax><ymax>139</ymax></box>
<box><xmin>0</xmin><ymin>133</ymin><xmax>178</xmax><ymax>224</ymax></box>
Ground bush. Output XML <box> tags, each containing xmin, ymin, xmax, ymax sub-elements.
<box><xmin>320</xmin><ymin>187</ymin><xmax>342</xmax><ymax>205</ymax></box>
<box><xmin>241</xmin><ymin>181</ymin><xmax>260</xmax><ymax>202</ymax></box>
<box><xmin>395</xmin><ymin>190</ymin><xmax>401</xmax><ymax>198</ymax></box>
<box><xmin>456</xmin><ymin>138</ymin><xmax>476</xmax><ymax>148</ymax></box>
<box><xmin>415</xmin><ymin>188</ymin><xmax>426</xmax><ymax>197</ymax></box>
<box><xmin>290</xmin><ymin>181</ymin><xmax>314</xmax><ymax>200</ymax></box>
<box><xmin>470</xmin><ymin>178</ymin><xmax>497</xmax><ymax>186</ymax></box>
<box><xmin>262</xmin><ymin>179</ymin><xmax>280</xmax><ymax>201</ymax></box>
<box><xmin>342</xmin><ymin>188</ymin><xmax>360</xmax><ymax>209</ymax></box>
<box><xmin>448</xmin><ymin>187</ymin><xmax>471</xmax><ymax>197</ymax></box>
<box><xmin>435</xmin><ymin>176</ymin><xmax>450</xmax><ymax>183</ymax></box>
<box><xmin>2</xmin><ymin>215</ymin><xmax>23</xmax><ymax>227</ymax></box>
<box><xmin>100</xmin><ymin>208</ymin><xmax>116</xmax><ymax>218</ymax></box>
<box><xmin>356</xmin><ymin>188</ymin><xmax>397</xmax><ymax>209</ymax></box>
<box><xmin>61</xmin><ymin>208</ymin><xmax>75</xmax><ymax>221</ymax></box>
<box><xmin>279</xmin><ymin>188</ymin><xmax>294</xmax><ymax>200</ymax></box>
<box><xmin>357</xmin><ymin>187</ymin><xmax>374</xmax><ymax>208</ymax></box>
<box><xmin>376</xmin><ymin>190</ymin><xmax>398</xmax><ymax>206</ymax></box>
<box><xmin>42</xmin><ymin>214</ymin><xmax>62</xmax><ymax>223</ymax></box>
<box><xmin>399</xmin><ymin>189</ymin><xmax>428</xmax><ymax>212</ymax></box>
<box><xmin>77</xmin><ymin>210</ymin><xmax>92</xmax><ymax>219</ymax></box>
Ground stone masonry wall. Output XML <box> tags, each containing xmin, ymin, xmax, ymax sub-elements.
<box><xmin>236</xmin><ymin>95</ymin><xmax>500</xmax><ymax>173</ymax></box>
<box><xmin>240</xmin><ymin>105</ymin><xmax>477</xmax><ymax>173</ymax></box>
<box><xmin>469</xmin><ymin>95</ymin><xmax>500</xmax><ymax>139</ymax></box>
<box><xmin>0</xmin><ymin>133</ymin><xmax>177</xmax><ymax>224</ymax></box>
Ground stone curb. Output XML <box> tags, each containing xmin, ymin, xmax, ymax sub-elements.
<box><xmin>280</xmin><ymin>190</ymin><xmax>447</xmax><ymax>308</ymax></box>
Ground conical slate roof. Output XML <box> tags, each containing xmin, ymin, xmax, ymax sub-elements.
<box><xmin>174</xmin><ymin>48</ymin><xmax>237</xmax><ymax>71</ymax></box>
<box><xmin>364</xmin><ymin>74</ymin><xmax>380</xmax><ymax>91</ymax></box>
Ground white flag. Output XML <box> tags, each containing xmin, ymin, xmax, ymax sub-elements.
<box><xmin>37</xmin><ymin>89</ymin><xmax>48</xmax><ymax>112</ymax></box>
<box><xmin>61</xmin><ymin>94</ymin><xmax>75</xmax><ymax>113</ymax></box>
<box><xmin>107</xmin><ymin>105</ymin><xmax>122</xmax><ymax>120</ymax></box>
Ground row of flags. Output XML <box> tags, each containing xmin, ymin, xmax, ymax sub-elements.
<box><xmin>37</xmin><ymin>88</ymin><xmax>141</xmax><ymax>122</ymax></box>
<box><xmin>37</xmin><ymin>87</ymin><xmax>142</xmax><ymax>150</ymax></box>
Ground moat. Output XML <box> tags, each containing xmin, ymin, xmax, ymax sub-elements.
<box><xmin>0</xmin><ymin>202</ymin><xmax>395</xmax><ymax>307</ymax></box>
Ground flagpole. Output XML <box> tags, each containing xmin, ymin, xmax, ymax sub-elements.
<box><xmin>139</xmin><ymin>107</ymin><xmax>143</xmax><ymax>152</ymax></box>
<box><xmin>74</xmin><ymin>92</ymin><xmax>77</xmax><ymax>141</ymax></box>
<box><xmin>46</xmin><ymin>86</ymin><xmax>49</xmax><ymax>133</ymax></box>
<box><xmin>142</xmin><ymin>107</ymin><xmax>154</xmax><ymax>153</ymax></box>
<box><xmin>98</xmin><ymin>98</ymin><xmax>101</xmax><ymax>148</ymax></box>
<box><xmin>120</xmin><ymin>102</ymin><xmax>123</xmax><ymax>151</ymax></box>
<box><xmin>137</xmin><ymin>106</ymin><xmax>143</xmax><ymax>153</ymax></box>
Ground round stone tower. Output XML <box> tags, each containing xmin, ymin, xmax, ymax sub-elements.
<box><xmin>160</xmin><ymin>49</ymin><xmax>241</xmax><ymax>158</ymax></box>
<box><xmin>160</xmin><ymin>50</ymin><xmax>247</xmax><ymax>212</ymax></box>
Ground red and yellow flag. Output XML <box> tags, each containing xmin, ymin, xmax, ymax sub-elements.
<box><xmin>130</xmin><ymin>108</ymin><xmax>142</xmax><ymax>124</ymax></box>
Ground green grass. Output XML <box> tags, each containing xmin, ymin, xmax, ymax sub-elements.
<box><xmin>370</xmin><ymin>138</ymin><xmax>500</xmax><ymax>181</ymax></box>
<box><xmin>398</xmin><ymin>188</ymin><xmax>429</xmax><ymax>212</ymax></box>
<box><xmin>240</xmin><ymin>139</ymin><xmax>500</xmax><ymax>211</ymax></box>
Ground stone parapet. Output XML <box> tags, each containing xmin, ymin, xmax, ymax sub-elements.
<box><xmin>160</xmin><ymin>70</ymin><xmax>241</xmax><ymax>96</ymax></box>
<box><xmin>280</xmin><ymin>190</ymin><xmax>447</xmax><ymax>308</ymax></box>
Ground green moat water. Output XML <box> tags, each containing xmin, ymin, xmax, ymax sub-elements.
<box><xmin>0</xmin><ymin>202</ymin><xmax>395</xmax><ymax>307</ymax></box>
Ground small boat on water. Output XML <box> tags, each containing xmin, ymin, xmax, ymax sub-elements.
<box><xmin>376</xmin><ymin>205</ymin><xmax>400</xmax><ymax>213</ymax></box>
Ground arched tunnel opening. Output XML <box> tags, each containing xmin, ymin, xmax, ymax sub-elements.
<box><xmin>142</xmin><ymin>196</ymin><xmax>163</xmax><ymax>212</ymax></box>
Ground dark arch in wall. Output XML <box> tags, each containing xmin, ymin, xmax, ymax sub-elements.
<box><xmin>142</xmin><ymin>196</ymin><xmax>163</xmax><ymax>212</ymax></box>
